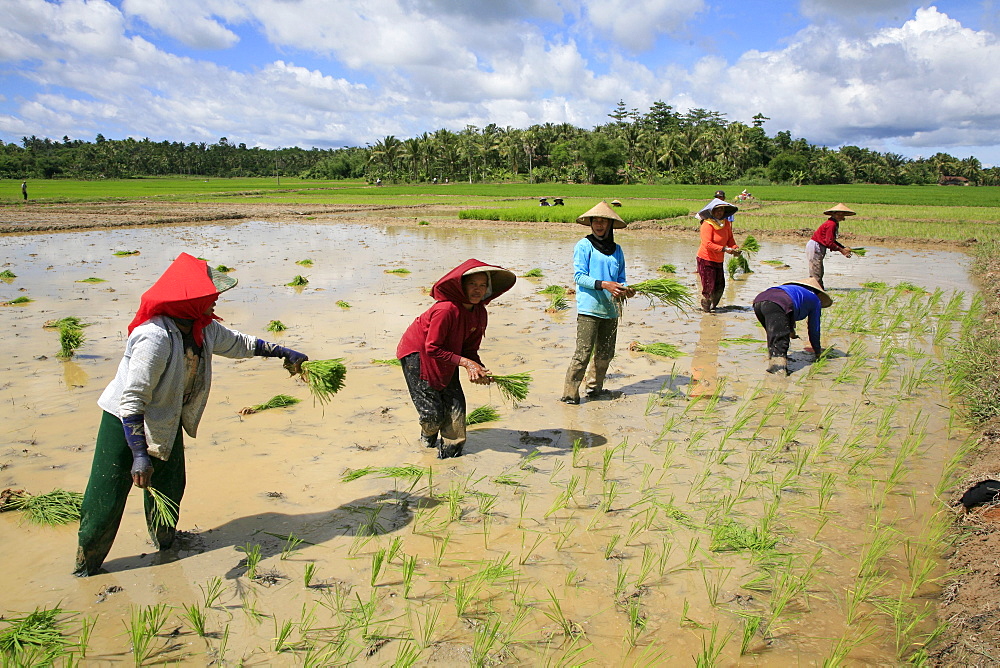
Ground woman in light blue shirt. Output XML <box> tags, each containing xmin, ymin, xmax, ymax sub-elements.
<box><xmin>560</xmin><ymin>201</ymin><xmax>635</xmax><ymax>404</ymax></box>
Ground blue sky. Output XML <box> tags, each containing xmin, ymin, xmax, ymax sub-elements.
<box><xmin>1</xmin><ymin>1</ymin><xmax>999</xmax><ymax>165</ymax></box>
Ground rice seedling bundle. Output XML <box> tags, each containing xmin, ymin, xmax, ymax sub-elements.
<box><xmin>371</xmin><ymin>358</ymin><xmax>402</xmax><ymax>366</ymax></box>
<box><xmin>546</xmin><ymin>293</ymin><xmax>569</xmax><ymax>312</ymax></box>
<box><xmin>4</xmin><ymin>489</ymin><xmax>83</xmax><ymax>525</ymax></box>
<box><xmin>239</xmin><ymin>394</ymin><xmax>301</xmax><ymax>415</ymax></box>
<box><xmin>3</xmin><ymin>296</ymin><xmax>32</xmax><ymax>305</ymax></box>
<box><xmin>657</xmin><ymin>264</ymin><xmax>677</xmax><ymax>273</ymax></box>
<box><xmin>741</xmin><ymin>235</ymin><xmax>761</xmax><ymax>253</ymax></box>
<box><xmin>537</xmin><ymin>284</ymin><xmax>565</xmax><ymax>295</ymax></box>
<box><xmin>113</xmin><ymin>250</ymin><xmax>140</xmax><ymax>256</ymax></box>
<box><xmin>336</xmin><ymin>300</ymin><xmax>351</xmax><ymax>308</ymax></box>
<box><xmin>761</xmin><ymin>260</ymin><xmax>787</xmax><ymax>267</ymax></box>
<box><xmin>489</xmin><ymin>372</ymin><xmax>532</xmax><ymax>404</ymax></box>
<box><xmin>467</xmin><ymin>405</ymin><xmax>501</xmax><ymax>425</ymax></box>
<box><xmin>57</xmin><ymin>322</ymin><xmax>85</xmax><ymax>359</ymax></box>
<box><xmin>0</xmin><ymin>606</ymin><xmax>72</xmax><ymax>659</ymax></box>
<box><xmin>852</xmin><ymin>247</ymin><xmax>867</xmax><ymax>256</ymax></box>
<box><xmin>726</xmin><ymin>254</ymin><xmax>751</xmax><ymax>279</ymax></box>
<box><xmin>43</xmin><ymin>316</ymin><xmax>85</xmax><ymax>329</ymax></box>
<box><xmin>215</xmin><ymin>264</ymin><xmax>233</xmax><ymax>273</ymax></box>
<box><xmin>0</xmin><ymin>270</ymin><xmax>16</xmax><ymax>279</ymax></box>
<box><xmin>629</xmin><ymin>341</ymin><xmax>683</xmax><ymax>358</ymax></box>
<box><xmin>75</xmin><ymin>277</ymin><xmax>106</xmax><ymax>283</ymax></box>
<box><xmin>300</xmin><ymin>359</ymin><xmax>347</xmax><ymax>406</ymax></box>
<box><xmin>341</xmin><ymin>465</ymin><xmax>429</xmax><ymax>484</ymax></box>
<box><xmin>296</xmin><ymin>259</ymin><xmax>314</xmax><ymax>267</ymax></box>
<box><xmin>145</xmin><ymin>487</ymin><xmax>179</xmax><ymax>529</ymax></box>
<box><xmin>266</xmin><ymin>320</ymin><xmax>287</xmax><ymax>332</ymax></box>
<box><xmin>629</xmin><ymin>278</ymin><xmax>693</xmax><ymax>309</ymax></box>
<box><xmin>385</xmin><ymin>268</ymin><xmax>411</xmax><ymax>274</ymax></box>
<box><xmin>522</xmin><ymin>268</ymin><xmax>543</xmax><ymax>277</ymax></box>
<box><xmin>287</xmin><ymin>275</ymin><xmax>309</xmax><ymax>286</ymax></box>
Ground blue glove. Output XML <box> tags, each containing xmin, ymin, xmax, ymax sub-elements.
<box><xmin>122</xmin><ymin>414</ymin><xmax>153</xmax><ymax>485</ymax></box>
<box><xmin>254</xmin><ymin>339</ymin><xmax>308</xmax><ymax>374</ymax></box>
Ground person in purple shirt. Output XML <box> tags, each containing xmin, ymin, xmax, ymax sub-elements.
<box><xmin>752</xmin><ymin>278</ymin><xmax>832</xmax><ymax>375</ymax></box>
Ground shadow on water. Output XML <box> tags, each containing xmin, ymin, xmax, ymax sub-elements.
<box><xmin>100</xmin><ymin>491</ymin><xmax>439</xmax><ymax>577</ymax></box>
<box><xmin>464</xmin><ymin>427</ymin><xmax>608</xmax><ymax>455</ymax></box>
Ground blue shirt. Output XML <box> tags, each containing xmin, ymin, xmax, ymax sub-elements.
<box><xmin>573</xmin><ymin>238</ymin><xmax>627</xmax><ymax>319</ymax></box>
<box><xmin>755</xmin><ymin>285</ymin><xmax>822</xmax><ymax>352</ymax></box>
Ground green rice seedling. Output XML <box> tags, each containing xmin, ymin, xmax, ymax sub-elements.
<box><xmin>895</xmin><ymin>281</ymin><xmax>926</xmax><ymax>294</ymax></box>
<box><xmin>467</xmin><ymin>404</ymin><xmax>501</xmax><ymax>425</ymax></box>
<box><xmin>114</xmin><ymin>250</ymin><xmax>140</xmax><ymax>256</ymax></box>
<box><xmin>470</xmin><ymin>614</ymin><xmax>504</xmax><ymax>667</ymax></box>
<box><xmin>336</xmin><ymin>300</ymin><xmax>351</xmax><ymax>308</ymax></box>
<box><xmin>635</xmin><ymin>544</ymin><xmax>657</xmax><ymax>588</ymax></box>
<box><xmin>239</xmin><ymin>393</ymin><xmax>301</xmax><ymax>414</ymax></box>
<box><xmin>287</xmin><ymin>274</ymin><xmax>309</xmax><ymax>286</ymax></box>
<box><xmin>3</xmin><ymin>296</ymin><xmax>32</xmax><ymax>305</ymax></box>
<box><xmin>280</xmin><ymin>533</ymin><xmax>304</xmax><ymax>560</ymax></box>
<box><xmin>75</xmin><ymin>615</ymin><xmax>96</xmax><ymax>659</ymax></box>
<box><xmin>299</xmin><ymin>359</ymin><xmax>347</xmax><ymax>406</ymax></box>
<box><xmin>700</xmin><ymin>565</ymin><xmax>732</xmax><ymax>607</ymax></box>
<box><xmin>371</xmin><ymin>357</ymin><xmax>401</xmax><ymax>366</ymax></box>
<box><xmin>266</xmin><ymin>319</ymin><xmax>287</xmax><ymax>332</ymax></box>
<box><xmin>237</xmin><ymin>542</ymin><xmax>263</xmax><ymax>580</ymax></box>
<box><xmin>179</xmin><ymin>603</ymin><xmax>207</xmax><ymax>637</ymax></box>
<box><xmin>296</xmin><ymin>258</ymin><xmax>314</xmax><ymax>267</ymax></box>
<box><xmin>43</xmin><ymin>316</ymin><xmax>87</xmax><ymax>329</ymax></box>
<box><xmin>273</xmin><ymin>618</ymin><xmax>295</xmax><ymax>652</ymax></box>
<box><xmin>370</xmin><ymin>548</ymin><xmax>387</xmax><ymax>586</ymax></box>
<box><xmin>693</xmin><ymin>622</ymin><xmax>734</xmax><ymax>667</ymax></box>
<box><xmin>726</xmin><ymin>253</ymin><xmax>751</xmax><ymax>279</ymax></box>
<box><xmin>408</xmin><ymin>603</ymin><xmax>442</xmax><ymax>650</ymax></box>
<box><xmin>0</xmin><ymin>269</ymin><xmax>16</xmax><ymax>279</ymax></box>
<box><xmin>845</xmin><ymin>572</ymin><xmax>889</xmax><ymax>625</ymax></box>
<box><xmin>546</xmin><ymin>292</ymin><xmax>569</xmax><ymax>311</ymax></box>
<box><xmin>851</xmin><ymin>247</ymin><xmax>867</xmax><ymax>257</ymax></box>
<box><xmin>489</xmin><ymin>371</ymin><xmax>532</xmax><ymax>404</ymax></box>
<box><xmin>614</xmin><ymin>562</ymin><xmax>630</xmax><ymax>600</ymax></box>
<box><xmin>303</xmin><ymin>563</ymin><xmax>317</xmax><ymax>588</ymax></box>
<box><xmin>522</xmin><ymin>268</ymin><xmax>543</xmax><ymax>277</ymax></box>
<box><xmin>739</xmin><ymin>614</ymin><xmax>763</xmax><ymax>655</ymax></box>
<box><xmin>493</xmin><ymin>471</ymin><xmax>523</xmax><ymax>486</ymax></box>
<box><xmin>657</xmin><ymin>264</ymin><xmax>677</xmax><ymax>273</ymax></box>
<box><xmin>75</xmin><ymin>277</ymin><xmax>106</xmax><ymax>283</ymax></box>
<box><xmin>537</xmin><ymin>284</ymin><xmax>565</xmax><ymax>295</ymax></box>
<box><xmin>710</xmin><ymin>520</ymin><xmax>777</xmax><ymax>554</ymax></box>
<box><xmin>825</xmin><ymin>623</ymin><xmax>878</xmax><ymax>666</ymax></box>
<box><xmin>418</xmin><ymin>220</ymin><xmax>430</xmax><ymax>226</ymax></box>
<box><xmin>401</xmin><ymin>554</ymin><xmax>417</xmax><ymax>597</ymax></box>
<box><xmin>145</xmin><ymin>487</ymin><xmax>179</xmax><ymax>530</ymax></box>
<box><xmin>541</xmin><ymin>588</ymin><xmax>583</xmax><ymax>638</ymax></box>
<box><xmin>215</xmin><ymin>264</ymin><xmax>233</xmax><ymax>273</ymax></box>
<box><xmin>555</xmin><ymin>523</ymin><xmax>576</xmax><ymax>550</ymax></box>
<box><xmin>434</xmin><ymin>533</ymin><xmax>451</xmax><ymax>566</ymax></box>
<box><xmin>0</xmin><ymin>606</ymin><xmax>73</xmax><ymax>663</ymax></box>
<box><xmin>124</xmin><ymin>603</ymin><xmax>169</xmax><ymax>666</ymax></box>
<box><xmin>199</xmin><ymin>577</ymin><xmax>225</xmax><ymax>609</ymax></box>
<box><xmin>5</xmin><ymin>489</ymin><xmax>83</xmax><ymax>525</ymax></box>
<box><xmin>599</xmin><ymin>480</ymin><xmax>620</xmax><ymax>513</ymax></box>
<box><xmin>385</xmin><ymin>267</ymin><xmax>411</xmax><ymax>274</ymax></box>
<box><xmin>452</xmin><ymin>578</ymin><xmax>483</xmax><ymax>618</ymax></box>
<box><xmin>604</xmin><ymin>534</ymin><xmax>622</xmax><ymax>560</ymax></box>
<box><xmin>630</xmin><ymin>278</ymin><xmax>693</xmax><ymax>309</ymax></box>
<box><xmin>630</xmin><ymin>341</ymin><xmax>683</xmax><ymax>358</ymax></box>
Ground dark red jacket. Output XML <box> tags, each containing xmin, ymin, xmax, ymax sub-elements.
<box><xmin>811</xmin><ymin>219</ymin><xmax>845</xmax><ymax>250</ymax></box>
<box><xmin>396</xmin><ymin>259</ymin><xmax>512</xmax><ymax>390</ymax></box>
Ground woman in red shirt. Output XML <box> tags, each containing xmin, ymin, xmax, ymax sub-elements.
<box><xmin>696</xmin><ymin>198</ymin><xmax>742</xmax><ymax>312</ymax></box>
<box><xmin>807</xmin><ymin>203</ymin><xmax>855</xmax><ymax>288</ymax></box>
<box><xmin>396</xmin><ymin>259</ymin><xmax>516</xmax><ymax>459</ymax></box>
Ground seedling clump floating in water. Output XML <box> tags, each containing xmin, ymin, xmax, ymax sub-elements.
<box><xmin>265</xmin><ymin>320</ymin><xmax>287</xmax><ymax>333</ymax></box>
<box><xmin>384</xmin><ymin>268</ymin><xmax>411</xmax><ymax>274</ymax></box>
<box><xmin>75</xmin><ymin>277</ymin><xmax>106</xmax><ymax>283</ymax></box>
<box><xmin>522</xmin><ymin>268</ymin><xmax>543</xmax><ymax>277</ymax></box>
<box><xmin>239</xmin><ymin>394</ymin><xmax>301</xmax><ymax>415</ymax></box>
<box><xmin>287</xmin><ymin>275</ymin><xmax>309</xmax><ymax>286</ymax></box>
<box><xmin>336</xmin><ymin>300</ymin><xmax>351</xmax><ymax>308</ymax></box>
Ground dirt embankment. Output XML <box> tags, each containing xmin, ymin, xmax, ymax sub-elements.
<box><xmin>932</xmin><ymin>247</ymin><xmax>1000</xmax><ymax>666</ymax></box>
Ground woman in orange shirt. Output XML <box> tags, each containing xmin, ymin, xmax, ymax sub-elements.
<box><xmin>696</xmin><ymin>198</ymin><xmax>741</xmax><ymax>312</ymax></box>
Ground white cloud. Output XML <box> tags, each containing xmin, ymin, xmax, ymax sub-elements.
<box><xmin>582</xmin><ymin>0</ymin><xmax>705</xmax><ymax>51</ymax></box>
<box><xmin>121</xmin><ymin>0</ymin><xmax>242</xmax><ymax>49</ymax></box>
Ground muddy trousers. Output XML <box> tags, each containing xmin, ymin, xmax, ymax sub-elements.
<box><xmin>753</xmin><ymin>301</ymin><xmax>794</xmax><ymax>359</ymax></box>
<box><xmin>806</xmin><ymin>240</ymin><xmax>826</xmax><ymax>289</ymax></box>
<box><xmin>697</xmin><ymin>258</ymin><xmax>725</xmax><ymax>308</ymax></box>
<box><xmin>562</xmin><ymin>314</ymin><xmax>618</xmax><ymax>402</ymax></box>
<box><xmin>400</xmin><ymin>353</ymin><xmax>467</xmax><ymax>458</ymax></box>
<box><xmin>74</xmin><ymin>411</ymin><xmax>185</xmax><ymax>576</ymax></box>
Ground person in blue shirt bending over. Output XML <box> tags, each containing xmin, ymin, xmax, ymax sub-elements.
<box><xmin>560</xmin><ymin>201</ymin><xmax>635</xmax><ymax>404</ymax></box>
<box><xmin>752</xmin><ymin>278</ymin><xmax>832</xmax><ymax>375</ymax></box>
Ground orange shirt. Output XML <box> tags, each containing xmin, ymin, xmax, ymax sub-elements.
<box><xmin>697</xmin><ymin>219</ymin><xmax>737</xmax><ymax>263</ymax></box>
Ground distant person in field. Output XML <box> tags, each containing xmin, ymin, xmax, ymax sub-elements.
<box><xmin>807</xmin><ymin>203</ymin><xmax>855</xmax><ymax>288</ymax></box>
<box><xmin>74</xmin><ymin>253</ymin><xmax>310</xmax><ymax>576</ymax></box>
<box><xmin>696</xmin><ymin>197</ymin><xmax>741</xmax><ymax>313</ymax></box>
<box><xmin>713</xmin><ymin>191</ymin><xmax>735</xmax><ymax>222</ymax></box>
<box><xmin>752</xmin><ymin>278</ymin><xmax>832</xmax><ymax>375</ymax></box>
<box><xmin>21</xmin><ymin>181</ymin><xmax>27</xmax><ymax>201</ymax></box>
<box><xmin>561</xmin><ymin>201</ymin><xmax>635</xmax><ymax>404</ymax></box>
<box><xmin>396</xmin><ymin>260</ymin><xmax>516</xmax><ymax>459</ymax></box>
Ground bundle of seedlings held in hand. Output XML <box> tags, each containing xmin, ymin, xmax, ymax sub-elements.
<box><xmin>489</xmin><ymin>372</ymin><xmax>532</xmax><ymax>405</ymax></box>
<box><xmin>628</xmin><ymin>278</ymin><xmax>693</xmax><ymax>309</ymax></box>
<box><xmin>467</xmin><ymin>405</ymin><xmax>501</xmax><ymax>425</ymax></box>
<box><xmin>297</xmin><ymin>359</ymin><xmax>347</xmax><ymax>407</ymax></box>
<box><xmin>727</xmin><ymin>234</ymin><xmax>760</xmax><ymax>279</ymax></box>
<box><xmin>145</xmin><ymin>487</ymin><xmax>179</xmax><ymax>529</ymax></box>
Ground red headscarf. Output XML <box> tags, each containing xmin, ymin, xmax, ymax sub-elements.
<box><xmin>127</xmin><ymin>253</ymin><xmax>223</xmax><ymax>346</ymax></box>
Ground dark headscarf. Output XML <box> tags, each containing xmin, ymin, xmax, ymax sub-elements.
<box><xmin>586</xmin><ymin>227</ymin><xmax>618</xmax><ymax>256</ymax></box>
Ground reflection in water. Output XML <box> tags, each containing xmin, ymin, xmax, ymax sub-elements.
<box><xmin>61</xmin><ymin>360</ymin><xmax>89</xmax><ymax>388</ymax></box>
<box><xmin>689</xmin><ymin>313</ymin><xmax>723</xmax><ymax>396</ymax></box>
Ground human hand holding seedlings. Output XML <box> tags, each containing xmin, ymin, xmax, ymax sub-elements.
<box><xmin>598</xmin><ymin>280</ymin><xmax>631</xmax><ymax>298</ymax></box>
<box><xmin>840</xmin><ymin>247</ymin><xmax>853</xmax><ymax>258</ymax></box>
<box><xmin>254</xmin><ymin>339</ymin><xmax>309</xmax><ymax>374</ymax></box>
<box><xmin>724</xmin><ymin>246</ymin><xmax>742</xmax><ymax>256</ymax></box>
<box><xmin>461</xmin><ymin>358</ymin><xmax>491</xmax><ymax>384</ymax></box>
<box><xmin>122</xmin><ymin>414</ymin><xmax>153</xmax><ymax>488</ymax></box>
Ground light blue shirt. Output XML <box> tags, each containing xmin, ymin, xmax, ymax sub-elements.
<box><xmin>572</xmin><ymin>237</ymin><xmax>627</xmax><ymax>319</ymax></box>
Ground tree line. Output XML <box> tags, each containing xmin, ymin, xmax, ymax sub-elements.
<box><xmin>3</xmin><ymin>102</ymin><xmax>997</xmax><ymax>186</ymax></box>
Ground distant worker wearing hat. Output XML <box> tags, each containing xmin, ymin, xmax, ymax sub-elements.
<box><xmin>713</xmin><ymin>191</ymin><xmax>735</xmax><ymax>223</ymax></box>
<box><xmin>807</xmin><ymin>204</ymin><xmax>855</xmax><ymax>288</ymax></box>
<box><xmin>752</xmin><ymin>278</ymin><xmax>832</xmax><ymax>375</ymax></box>
<box><xmin>561</xmin><ymin>201</ymin><xmax>635</xmax><ymax>404</ymax></box>
<box><xmin>74</xmin><ymin>253</ymin><xmax>310</xmax><ymax>576</ymax></box>
<box><xmin>696</xmin><ymin>197</ymin><xmax>741</xmax><ymax>312</ymax></box>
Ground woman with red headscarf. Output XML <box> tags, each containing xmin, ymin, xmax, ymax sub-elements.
<box><xmin>396</xmin><ymin>259</ymin><xmax>516</xmax><ymax>459</ymax></box>
<box><xmin>74</xmin><ymin>253</ymin><xmax>309</xmax><ymax>577</ymax></box>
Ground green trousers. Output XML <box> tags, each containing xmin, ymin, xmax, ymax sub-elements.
<box><xmin>74</xmin><ymin>411</ymin><xmax>186</xmax><ymax>576</ymax></box>
<box><xmin>562</xmin><ymin>314</ymin><xmax>618</xmax><ymax>402</ymax></box>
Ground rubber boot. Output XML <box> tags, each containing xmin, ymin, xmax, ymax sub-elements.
<box><xmin>766</xmin><ymin>356</ymin><xmax>788</xmax><ymax>375</ymax></box>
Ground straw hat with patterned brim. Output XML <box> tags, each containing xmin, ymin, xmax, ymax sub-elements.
<box><xmin>207</xmin><ymin>265</ymin><xmax>238</xmax><ymax>293</ymax></box>
<box><xmin>823</xmin><ymin>203</ymin><xmax>856</xmax><ymax>216</ymax></box>
<box><xmin>783</xmin><ymin>278</ymin><xmax>832</xmax><ymax>308</ymax></box>
<box><xmin>577</xmin><ymin>201</ymin><xmax>627</xmax><ymax>229</ymax></box>
<box><xmin>463</xmin><ymin>266</ymin><xmax>517</xmax><ymax>295</ymax></box>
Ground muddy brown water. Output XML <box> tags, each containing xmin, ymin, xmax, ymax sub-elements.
<box><xmin>0</xmin><ymin>220</ymin><xmax>974</xmax><ymax>665</ymax></box>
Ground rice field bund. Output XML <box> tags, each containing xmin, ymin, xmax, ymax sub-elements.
<box><xmin>0</xmin><ymin>217</ymin><xmax>976</xmax><ymax>665</ymax></box>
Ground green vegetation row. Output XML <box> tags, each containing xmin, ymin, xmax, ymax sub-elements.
<box><xmin>458</xmin><ymin>204</ymin><xmax>688</xmax><ymax>224</ymax></box>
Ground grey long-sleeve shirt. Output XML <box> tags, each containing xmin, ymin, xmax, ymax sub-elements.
<box><xmin>97</xmin><ymin>315</ymin><xmax>255</xmax><ymax>460</ymax></box>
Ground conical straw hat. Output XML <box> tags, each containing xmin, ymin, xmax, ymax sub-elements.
<box><xmin>823</xmin><ymin>203</ymin><xmax>856</xmax><ymax>216</ymax></box>
<box><xmin>783</xmin><ymin>277</ymin><xmax>833</xmax><ymax>308</ymax></box>
<box><xmin>577</xmin><ymin>201</ymin><xmax>626</xmax><ymax>229</ymax></box>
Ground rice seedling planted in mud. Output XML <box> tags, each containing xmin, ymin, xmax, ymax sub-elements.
<box><xmin>200</xmin><ymin>577</ymin><xmax>225</xmax><ymax>608</ymax></box>
<box><xmin>287</xmin><ymin>274</ymin><xmax>309</xmax><ymax>286</ymax></box>
<box><xmin>145</xmin><ymin>487</ymin><xmax>179</xmax><ymax>530</ymax></box>
<box><xmin>629</xmin><ymin>341</ymin><xmax>683</xmax><ymax>358</ymax></box>
<box><xmin>489</xmin><ymin>372</ymin><xmax>532</xmax><ymax>404</ymax></box>
<box><xmin>124</xmin><ymin>603</ymin><xmax>169</xmax><ymax>666</ymax></box>
<box><xmin>237</xmin><ymin>542</ymin><xmax>263</xmax><ymax>580</ymax></box>
<box><xmin>239</xmin><ymin>394</ymin><xmax>300</xmax><ymax>415</ymax></box>
<box><xmin>299</xmin><ymin>359</ymin><xmax>347</xmax><ymax>406</ymax></box>
<box><xmin>629</xmin><ymin>278</ymin><xmax>693</xmax><ymax>308</ymax></box>
<box><xmin>467</xmin><ymin>405</ymin><xmax>501</xmax><ymax>425</ymax></box>
<box><xmin>4</xmin><ymin>489</ymin><xmax>83</xmax><ymax>525</ymax></box>
<box><xmin>178</xmin><ymin>603</ymin><xmax>207</xmax><ymax>637</ymax></box>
